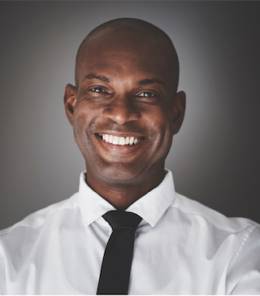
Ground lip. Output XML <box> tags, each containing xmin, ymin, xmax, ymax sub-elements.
<box><xmin>95</xmin><ymin>131</ymin><xmax>145</xmax><ymax>139</ymax></box>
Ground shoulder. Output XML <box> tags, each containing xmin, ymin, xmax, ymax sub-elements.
<box><xmin>0</xmin><ymin>193</ymin><xmax>81</xmax><ymax>290</ymax></box>
<box><xmin>171</xmin><ymin>194</ymin><xmax>260</xmax><ymax>294</ymax></box>
<box><xmin>0</xmin><ymin>193</ymin><xmax>79</xmax><ymax>254</ymax></box>
<box><xmin>173</xmin><ymin>192</ymin><xmax>259</xmax><ymax>234</ymax></box>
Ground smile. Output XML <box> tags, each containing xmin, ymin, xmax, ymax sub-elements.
<box><xmin>96</xmin><ymin>133</ymin><xmax>141</xmax><ymax>146</ymax></box>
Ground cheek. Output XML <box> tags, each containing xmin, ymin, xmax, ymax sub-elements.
<box><xmin>145</xmin><ymin>109</ymin><xmax>173</xmax><ymax>138</ymax></box>
<box><xmin>73</xmin><ymin>101</ymin><xmax>94</xmax><ymax>132</ymax></box>
<box><xmin>72</xmin><ymin>109</ymin><xmax>92</xmax><ymax>147</ymax></box>
<box><xmin>147</xmin><ymin>112</ymin><xmax>174</xmax><ymax>156</ymax></box>
<box><xmin>73</xmin><ymin>114</ymin><xmax>86</xmax><ymax>136</ymax></box>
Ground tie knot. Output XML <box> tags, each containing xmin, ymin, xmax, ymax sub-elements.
<box><xmin>103</xmin><ymin>210</ymin><xmax>142</xmax><ymax>230</ymax></box>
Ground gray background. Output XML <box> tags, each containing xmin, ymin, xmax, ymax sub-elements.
<box><xmin>1</xmin><ymin>1</ymin><xmax>259</xmax><ymax>229</ymax></box>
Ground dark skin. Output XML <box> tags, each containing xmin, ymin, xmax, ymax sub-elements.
<box><xmin>64</xmin><ymin>22</ymin><xmax>186</xmax><ymax>209</ymax></box>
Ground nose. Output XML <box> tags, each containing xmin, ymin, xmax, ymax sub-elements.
<box><xmin>102</xmin><ymin>98</ymin><xmax>140</xmax><ymax>125</ymax></box>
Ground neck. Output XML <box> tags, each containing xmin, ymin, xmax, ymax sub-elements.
<box><xmin>85</xmin><ymin>168</ymin><xmax>167</xmax><ymax>209</ymax></box>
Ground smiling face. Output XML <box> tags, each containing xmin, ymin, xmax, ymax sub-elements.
<box><xmin>64</xmin><ymin>20</ymin><xmax>185</xmax><ymax>191</ymax></box>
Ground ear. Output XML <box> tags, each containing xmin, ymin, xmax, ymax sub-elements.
<box><xmin>64</xmin><ymin>83</ymin><xmax>77</xmax><ymax>125</ymax></box>
<box><xmin>171</xmin><ymin>91</ymin><xmax>186</xmax><ymax>135</ymax></box>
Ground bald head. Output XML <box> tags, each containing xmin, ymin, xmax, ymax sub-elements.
<box><xmin>75</xmin><ymin>18</ymin><xmax>179</xmax><ymax>92</ymax></box>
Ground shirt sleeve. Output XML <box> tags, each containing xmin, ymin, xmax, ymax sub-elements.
<box><xmin>227</xmin><ymin>224</ymin><xmax>260</xmax><ymax>294</ymax></box>
<box><xmin>0</xmin><ymin>242</ymin><xmax>6</xmax><ymax>294</ymax></box>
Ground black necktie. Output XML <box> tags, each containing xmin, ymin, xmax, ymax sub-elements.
<box><xmin>97</xmin><ymin>210</ymin><xmax>142</xmax><ymax>295</ymax></box>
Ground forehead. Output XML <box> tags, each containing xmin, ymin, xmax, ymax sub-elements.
<box><xmin>77</xmin><ymin>39</ymin><xmax>174</xmax><ymax>87</ymax></box>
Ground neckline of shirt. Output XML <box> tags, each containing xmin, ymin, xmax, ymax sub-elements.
<box><xmin>73</xmin><ymin>169</ymin><xmax>176</xmax><ymax>228</ymax></box>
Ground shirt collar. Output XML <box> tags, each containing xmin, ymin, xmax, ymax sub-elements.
<box><xmin>75</xmin><ymin>169</ymin><xmax>176</xmax><ymax>227</ymax></box>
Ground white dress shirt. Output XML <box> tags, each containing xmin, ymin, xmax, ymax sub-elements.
<box><xmin>1</xmin><ymin>170</ymin><xmax>260</xmax><ymax>294</ymax></box>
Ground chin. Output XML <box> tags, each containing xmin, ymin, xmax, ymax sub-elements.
<box><xmin>95</xmin><ymin>164</ymin><xmax>148</xmax><ymax>185</ymax></box>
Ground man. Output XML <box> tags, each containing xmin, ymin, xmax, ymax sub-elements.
<box><xmin>0</xmin><ymin>18</ymin><xmax>260</xmax><ymax>294</ymax></box>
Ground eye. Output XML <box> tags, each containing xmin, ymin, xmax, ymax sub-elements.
<box><xmin>135</xmin><ymin>90</ymin><xmax>160</xmax><ymax>103</ymax></box>
<box><xmin>136</xmin><ymin>91</ymin><xmax>156</xmax><ymax>98</ymax></box>
<box><xmin>88</xmin><ymin>86</ymin><xmax>109</xmax><ymax>94</ymax></box>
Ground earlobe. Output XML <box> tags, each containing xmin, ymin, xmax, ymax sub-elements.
<box><xmin>64</xmin><ymin>84</ymin><xmax>77</xmax><ymax>125</ymax></box>
<box><xmin>172</xmin><ymin>91</ymin><xmax>186</xmax><ymax>134</ymax></box>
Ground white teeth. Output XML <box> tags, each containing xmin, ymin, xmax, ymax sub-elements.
<box><xmin>129</xmin><ymin>137</ymin><xmax>134</xmax><ymax>145</ymax></box>
<box><xmin>112</xmin><ymin>136</ymin><xmax>118</xmax><ymax>145</ymax></box>
<box><xmin>100</xmin><ymin>134</ymin><xmax>140</xmax><ymax>146</ymax></box>
<box><xmin>119</xmin><ymin>137</ymin><xmax>125</xmax><ymax>145</ymax></box>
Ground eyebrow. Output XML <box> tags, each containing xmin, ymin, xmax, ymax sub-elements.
<box><xmin>83</xmin><ymin>73</ymin><xmax>165</xmax><ymax>86</ymax></box>
<box><xmin>138</xmin><ymin>78</ymin><xmax>165</xmax><ymax>86</ymax></box>
<box><xmin>83</xmin><ymin>73</ymin><xmax>110</xmax><ymax>83</ymax></box>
